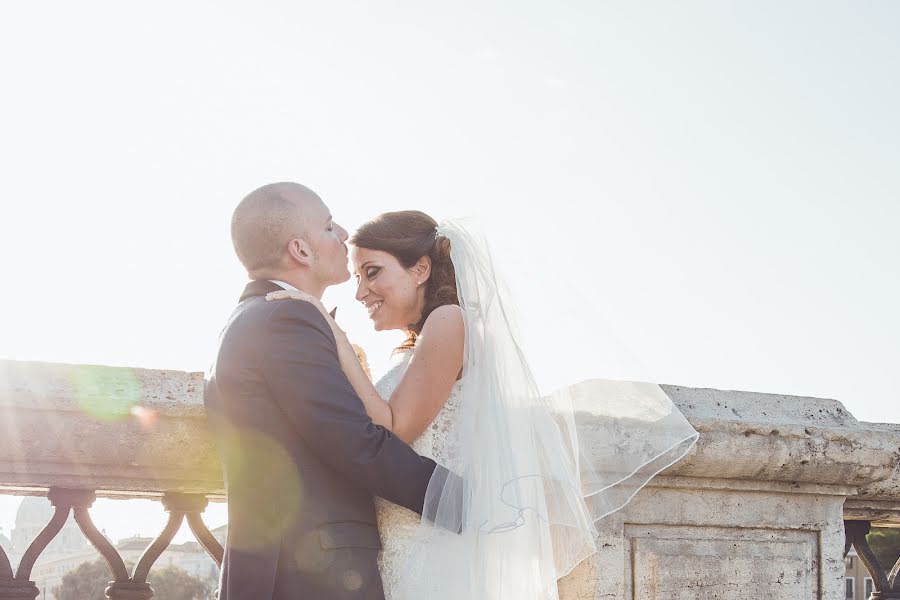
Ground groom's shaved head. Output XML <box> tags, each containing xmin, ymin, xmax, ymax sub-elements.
<box><xmin>231</xmin><ymin>182</ymin><xmax>321</xmax><ymax>274</ymax></box>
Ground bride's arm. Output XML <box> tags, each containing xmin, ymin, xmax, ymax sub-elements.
<box><xmin>266</xmin><ymin>291</ymin><xmax>464</xmax><ymax>443</ymax></box>
<box><xmin>331</xmin><ymin>305</ymin><xmax>464</xmax><ymax>443</ymax></box>
<box><xmin>382</xmin><ymin>305</ymin><xmax>465</xmax><ymax>443</ymax></box>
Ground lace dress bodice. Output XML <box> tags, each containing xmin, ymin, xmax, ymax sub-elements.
<box><xmin>374</xmin><ymin>347</ymin><xmax>463</xmax><ymax>599</ymax></box>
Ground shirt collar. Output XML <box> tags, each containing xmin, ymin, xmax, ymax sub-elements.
<box><xmin>268</xmin><ymin>279</ymin><xmax>300</xmax><ymax>292</ymax></box>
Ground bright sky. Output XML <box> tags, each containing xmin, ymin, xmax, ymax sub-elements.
<box><xmin>1</xmin><ymin>1</ymin><xmax>898</xmax><ymax>546</ymax></box>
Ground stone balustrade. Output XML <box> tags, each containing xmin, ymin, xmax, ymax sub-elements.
<box><xmin>1</xmin><ymin>359</ymin><xmax>898</xmax><ymax>599</ymax></box>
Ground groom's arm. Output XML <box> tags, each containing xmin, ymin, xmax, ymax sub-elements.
<box><xmin>260</xmin><ymin>299</ymin><xmax>437</xmax><ymax>515</ymax></box>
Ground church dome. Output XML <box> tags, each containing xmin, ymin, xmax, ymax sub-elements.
<box><xmin>12</xmin><ymin>497</ymin><xmax>87</xmax><ymax>556</ymax></box>
<box><xmin>15</xmin><ymin>497</ymin><xmax>53</xmax><ymax>530</ymax></box>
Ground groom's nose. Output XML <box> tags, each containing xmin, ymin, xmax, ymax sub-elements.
<box><xmin>335</xmin><ymin>223</ymin><xmax>349</xmax><ymax>242</ymax></box>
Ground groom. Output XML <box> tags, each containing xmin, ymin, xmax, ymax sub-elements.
<box><xmin>205</xmin><ymin>182</ymin><xmax>445</xmax><ymax>599</ymax></box>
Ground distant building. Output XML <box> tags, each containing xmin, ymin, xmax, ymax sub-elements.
<box><xmin>12</xmin><ymin>497</ymin><xmax>89</xmax><ymax>560</ymax></box>
<box><xmin>845</xmin><ymin>547</ymin><xmax>875</xmax><ymax>600</ymax></box>
<box><xmin>29</xmin><ymin>548</ymin><xmax>100</xmax><ymax>599</ymax></box>
<box><xmin>116</xmin><ymin>536</ymin><xmax>218</xmax><ymax>584</ymax></box>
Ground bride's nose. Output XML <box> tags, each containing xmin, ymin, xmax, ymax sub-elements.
<box><xmin>354</xmin><ymin>279</ymin><xmax>367</xmax><ymax>302</ymax></box>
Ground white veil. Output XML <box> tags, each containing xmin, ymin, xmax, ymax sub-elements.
<box><xmin>395</xmin><ymin>218</ymin><xmax>699</xmax><ymax>599</ymax></box>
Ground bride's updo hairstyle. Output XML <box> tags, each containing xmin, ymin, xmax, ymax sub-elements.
<box><xmin>350</xmin><ymin>210</ymin><xmax>459</xmax><ymax>350</ymax></box>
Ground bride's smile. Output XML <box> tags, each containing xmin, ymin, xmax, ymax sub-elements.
<box><xmin>351</xmin><ymin>244</ymin><xmax>430</xmax><ymax>332</ymax></box>
<box><xmin>365</xmin><ymin>300</ymin><xmax>383</xmax><ymax>319</ymax></box>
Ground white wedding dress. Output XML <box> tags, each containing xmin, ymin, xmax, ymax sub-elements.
<box><xmin>366</xmin><ymin>218</ymin><xmax>699</xmax><ymax>600</ymax></box>
<box><xmin>373</xmin><ymin>345</ymin><xmax>463</xmax><ymax>600</ymax></box>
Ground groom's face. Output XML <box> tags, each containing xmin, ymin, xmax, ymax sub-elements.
<box><xmin>303</xmin><ymin>199</ymin><xmax>351</xmax><ymax>287</ymax></box>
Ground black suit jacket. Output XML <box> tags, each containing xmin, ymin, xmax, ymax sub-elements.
<box><xmin>204</xmin><ymin>280</ymin><xmax>439</xmax><ymax>599</ymax></box>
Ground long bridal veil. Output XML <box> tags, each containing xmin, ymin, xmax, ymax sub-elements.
<box><xmin>395</xmin><ymin>218</ymin><xmax>699</xmax><ymax>599</ymax></box>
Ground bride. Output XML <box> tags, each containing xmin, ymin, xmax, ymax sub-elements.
<box><xmin>267</xmin><ymin>210</ymin><xmax>698</xmax><ymax>599</ymax></box>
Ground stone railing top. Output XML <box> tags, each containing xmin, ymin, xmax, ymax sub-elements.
<box><xmin>659</xmin><ymin>384</ymin><xmax>900</xmax><ymax>517</ymax></box>
<box><xmin>1</xmin><ymin>359</ymin><xmax>207</xmax><ymax>415</ymax></box>
<box><xmin>661</xmin><ymin>384</ymin><xmax>859</xmax><ymax>426</ymax></box>
<box><xmin>1</xmin><ymin>360</ymin><xmax>898</xmax><ymax>520</ymax></box>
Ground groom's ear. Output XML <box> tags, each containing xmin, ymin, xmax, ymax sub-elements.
<box><xmin>286</xmin><ymin>238</ymin><xmax>314</xmax><ymax>266</ymax></box>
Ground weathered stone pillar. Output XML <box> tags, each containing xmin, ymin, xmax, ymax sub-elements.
<box><xmin>557</xmin><ymin>386</ymin><xmax>900</xmax><ymax>600</ymax></box>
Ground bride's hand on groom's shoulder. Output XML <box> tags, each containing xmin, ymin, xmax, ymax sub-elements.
<box><xmin>265</xmin><ymin>290</ymin><xmax>346</xmax><ymax>340</ymax></box>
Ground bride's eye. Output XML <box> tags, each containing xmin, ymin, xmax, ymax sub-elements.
<box><xmin>366</xmin><ymin>267</ymin><xmax>380</xmax><ymax>279</ymax></box>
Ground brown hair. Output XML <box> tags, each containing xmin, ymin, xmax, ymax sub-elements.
<box><xmin>350</xmin><ymin>211</ymin><xmax>458</xmax><ymax>350</ymax></box>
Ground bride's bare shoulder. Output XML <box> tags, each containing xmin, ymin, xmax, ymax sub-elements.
<box><xmin>416</xmin><ymin>305</ymin><xmax>465</xmax><ymax>380</ymax></box>
<box><xmin>421</xmin><ymin>304</ymin><xmax>464</xmax><ymax>339</ymax></box>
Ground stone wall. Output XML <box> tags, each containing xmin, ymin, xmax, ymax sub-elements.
<box><xmin>1</xmin><ymin>360</ymin><xmax>898</xmax><ymax>599</ymax></box>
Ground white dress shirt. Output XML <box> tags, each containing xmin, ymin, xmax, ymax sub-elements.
<box><xmin>268</xmin><ymin>279</ymin><xmax>299</xmax><ymax>292</ymax></box>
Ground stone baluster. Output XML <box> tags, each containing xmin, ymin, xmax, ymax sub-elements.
<box><xmin>844</xmin><ymin>520</ymin><xmax>900</xmax><ymax>600</ymax></box>
<box><xmin>0</xmin><ymin>546</ymin><xmax>19</xmax><ymax>597</ymax></box>
<box><xmin>0</xmin><ymin>488</ymin><xmax>85</xmax><ymax>599</ymax></box>
<box><xmin>0</xmin><ymin>506</ymin><xmax>50</xmax><ymax>599</ymax></box>
<box><xmin>56</xmin><ymin>489</ymin><xmax>137</xmax><ymax>600</ymax></box>
<box><xmin>178</xmin><ymin>496</ymin><xmax>224</xmax><ymax>568</ymax></box>
<box><xmin>101</xmin><ymin>492</ymin><xmax>222</xmax><ymax>599</ymax></box>
<box><xmin>162</xmin><ymin>493</ymin><xmax>223</xmax><ymax>599</ymax></box>
<box><xmin>0</xmin><ymin>488</ymin><xmax>222</xmax><ymax>600</ymax></box>
<box><xmin>0</xmin><ymin>543</ymin><xmax>36</xmax><ymax>600</ymax></box>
